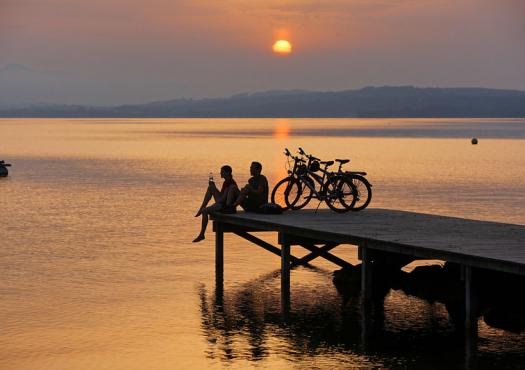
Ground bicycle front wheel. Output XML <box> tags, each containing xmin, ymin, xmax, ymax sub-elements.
<box><xmin>271</xmin><ymin>177</ymin><xmax>296</xmax><ymax>210</ymax></box>
<box><xmin>322</xmin><ymin>176</ymin><xmax>356</xmax><ymax>213</ymax></box>
<box><xmin>285</xmin><ymin>178</ymin><xmax>313</xmax><ymax>210</ymax></box>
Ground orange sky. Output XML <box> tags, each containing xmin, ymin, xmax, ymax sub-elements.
<box><xmin>1</xmin><ymin>0</ymin><xmax>524</xmax><ymax>105</ymax></box>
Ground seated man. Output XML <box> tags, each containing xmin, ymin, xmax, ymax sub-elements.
<box><xmin>233</xmin><ymin>161</ymin><xmax>268</xmax><ymax>212</ymax></box>
<box><xmin>193</xmin><ymin>165</ymin><xmax>238</xmax><ymax>243</ymax></box>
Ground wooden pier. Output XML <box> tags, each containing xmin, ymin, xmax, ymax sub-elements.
<box><xmin>211</xmin><ymin>208</ymin><xmax>525</xmax><ymax>331</ymax></box>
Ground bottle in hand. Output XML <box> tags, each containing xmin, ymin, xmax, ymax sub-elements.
<box><xmin>208</xmin><ymin>172</ymin><xmax>214</xmax><ymax>184</ymax></box>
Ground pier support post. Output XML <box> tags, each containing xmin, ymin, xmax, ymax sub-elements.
<box><xmin>215</xmin><ymin>222</ymin><xmax>224</xmax><ymax>284</ymax></box>
<box><xmin>360</xmin><ymin>243</ymin><xmax>373</xmax><ymax>300</ymax></box>
<box><xmin>463</xmin><ymin>265</ymin><xmax>478</xmax><ymax>367</ymax></box>
<box><xmin>280</xmin><ymin>234</ymin><xmax>291</xmax><ymax>316</ymax></box>
<box><xmin>463</xmin><ymin>265</ymin><xmax>477</xmax><ymax>332</ymax></box>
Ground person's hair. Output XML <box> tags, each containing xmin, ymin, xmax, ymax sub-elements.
<box><xmin>221</xmin><ymin>165</ymin><xmax>233</xmax><ymax>175</ymax></box>
<box><xmin>251</xmin><ymin>161</ymin><xmax>262</xmax><ymax>171</ymax></box>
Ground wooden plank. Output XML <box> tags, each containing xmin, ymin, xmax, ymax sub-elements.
<box><xmin>212</xmin><ymin>209</ymin><xmax>525</xmax><ymax>275</ymax></box>
<box><xmin>213</xmin><ymin>222</ymin><xmax>266</xmax><ymax>233</ymax></box>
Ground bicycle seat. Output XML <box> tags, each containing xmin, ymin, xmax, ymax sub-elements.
<box><xmin>308</xmin><ymin>154</ymin><xmax>320</xmax><ymax>161</ymax></box>
<box><xmin>335</xmin><ymin>159</ymin><xmax>350</xmax><ymax>164</ymax></box>
<box><xmin>346</xmin><ymin>171</ymin><xmax>367</xmax><ymax>176</ymax></box>
<box><xmin>320</xmin><ymin>160</ymin><xmax>334</xmax><ymax>166</ymax></box>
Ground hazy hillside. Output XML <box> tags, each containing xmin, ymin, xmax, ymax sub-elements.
<box><xmin>2</xmin><ymin>86</ymin><xmax>525</xmax><ymax>118</ymax></box>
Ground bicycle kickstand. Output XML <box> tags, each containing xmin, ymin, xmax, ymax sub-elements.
<box><xmin>314</xmin><ymin>200</ymin><xmax>323</xmax><ymax>214</ymax></box>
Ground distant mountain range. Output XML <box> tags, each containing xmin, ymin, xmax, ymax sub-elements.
<box><xmin>1</xmin><ymin>86</ymin><xmax>525</xmax><ymax>118</ymax></box>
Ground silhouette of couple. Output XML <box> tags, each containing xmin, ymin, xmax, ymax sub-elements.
<box><xmin>193</xmin><ymin>161</ymin><xmax>268</xmax><ymax>243</ymax></box>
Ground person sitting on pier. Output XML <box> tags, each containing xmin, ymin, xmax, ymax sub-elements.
<box><xmin>193</xmin><ymin>165</ymin><xmax>239</xmax><ymax>243</ymax></box>
<box><xmin>233</xmin><ymin>161</ymin><xmax>269</xmax><ymax>212</ymax></box>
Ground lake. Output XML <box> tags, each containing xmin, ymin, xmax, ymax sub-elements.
<box><xmin>1</xmin><ymin>118</ymin><xmax>525</xmax><ymax>369</ymax></box>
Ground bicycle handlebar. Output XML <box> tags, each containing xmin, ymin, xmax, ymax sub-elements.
<box><xmin>283</xmin><ymin>148</ymin><xmax>305</xmax><ymax>163</ymax></box>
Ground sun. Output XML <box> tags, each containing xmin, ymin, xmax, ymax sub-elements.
<box><xmin>272</xmin><ymin>40</ymin><xmax>292</xmax><ymax>55</ymax></box>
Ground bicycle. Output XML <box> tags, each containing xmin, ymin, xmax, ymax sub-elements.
<box><xmin>291</xmin><ymin>148</ymin><xmax>357</xmax><ymax>212</ymax></box>
<box><xmin>294</xmin><ymin>148</ymin><xmax>373</xmax><ymax>212</ymax></box>
<box><xmin>271</xmin><ymin>148</ymin><xmax>357</xmax><ymax>213</ymax></box>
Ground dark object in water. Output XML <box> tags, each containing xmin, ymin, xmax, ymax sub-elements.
<box><xmin>484</xmin><ymin>307</ymin><xmax>525</xmax><ymax>334</ymax></box>
<box><xmin>471</xmin><ymin>138</ymin><xmax>478</xmax><ymax>145</ymax></box>
<box><xmin>0</xmin><ymin>160</ymin><xmax>11</xmax><ymax>177</ymax></box>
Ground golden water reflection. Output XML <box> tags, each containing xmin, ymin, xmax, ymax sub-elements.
<box><xmin>1</xmin><ymin>118</ymin><xmax>524</xmax><ymax>369</ymax></box>
<box><xmin>273</xmin><ymin>118</ymin><xmax>291</xmax><ymax>140</ymax></box>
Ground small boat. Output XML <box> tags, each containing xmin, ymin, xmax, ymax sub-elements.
<box><xmin>0</xmin><ymin>160</ymin><xmax>11</xmax><ymax>177</ymax></box>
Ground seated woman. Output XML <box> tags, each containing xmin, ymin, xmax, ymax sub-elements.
<box><xmin>193</xmin><ymin>165</ymin><xmax>238</xmax><ymax>243</ymax></box>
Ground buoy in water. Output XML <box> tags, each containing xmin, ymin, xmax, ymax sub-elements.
<box><xmin>471</xmin><ymin>138</ymin><xmax>478</xmax><ymax>145</ymax></box>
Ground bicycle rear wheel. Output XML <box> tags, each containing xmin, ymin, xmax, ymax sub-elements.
<box><xmin>348</xmin><ymin>175</ymin><xmax>372</xmax><ymax>211</ymax></box>
<box><xmin>285</xmin><ymin>177</ymin><xmax>313</xmax><ymax>210</ymax></box>
<box><xmin>322</xmin><ymin>176</ymin><xmax>356</xmax><ymax>213</ymax></box>
<box><xmin>271</xmin><ymin>177</ymin><xmax>296</xmax><ymax>210</ymax></box>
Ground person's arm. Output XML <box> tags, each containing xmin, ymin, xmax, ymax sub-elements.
<box><xmin>245</xmin><ymin>177</ymin><xmax>266</xmax><ymax>195</ymax></box>
<box><xmin>218</xmin><ymin>187</ymin><xmax>227</xmax><ymax>203</ymax></box>
<box><xmin>251</xmin><ymin>177</ymin><xmax>268</xmax><ymax>195</ymax></box>
<box><xmin>250</xmin><ymin>184</ymin><xmax>264</xmax><ymax>195</ymax></box>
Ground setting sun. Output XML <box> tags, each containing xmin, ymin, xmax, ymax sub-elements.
<box><xmin>272</xmin><ymin>40</ymin><xmax>292</xmax><ymax>55</ymax></box>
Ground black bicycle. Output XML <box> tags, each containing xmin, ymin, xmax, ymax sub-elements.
<box><xmin>271</xmin><ymin>148</ymin><xmax>357</xmax><ymax>213</ymax></box>
<box><xmin>295</xmin><ymin>148</ymin><xmax>372</xmax><ymax>212</ymax></box>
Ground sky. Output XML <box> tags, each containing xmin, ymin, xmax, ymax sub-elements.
<box><xmin>1</xmin><ymin>0</ymin><xmax>524</xmax><ymax>106</ymax></box>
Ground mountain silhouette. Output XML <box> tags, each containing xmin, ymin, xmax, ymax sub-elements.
<box><xmin>1</xmin><ymin>86</ymin><xmax>525</xmax><ymax>117</ymax></box>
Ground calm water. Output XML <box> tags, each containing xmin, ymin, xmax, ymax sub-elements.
<box><xmin>1</xmin><ymin>118</ymin><xmax>525</xmax><ymax>369</ymax></box>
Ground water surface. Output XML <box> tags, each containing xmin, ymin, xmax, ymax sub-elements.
<box><xmin>1</xmin><ymin>118</ymin><xmax>525</xmax><ymax>369</ymax></box>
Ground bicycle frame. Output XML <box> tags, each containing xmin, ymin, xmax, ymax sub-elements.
<box><xmin>297</xmin><ymin>162</ymin><xmax>338</xmax><ymax>202</ymax></box>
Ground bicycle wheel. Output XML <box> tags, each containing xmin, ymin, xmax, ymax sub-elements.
<box><xmin>322</xmin><ymin>176</ymin><xmax>356</xmax><ymax>213</ymax></box>
<box><xmin>348</xmin><ymin>175</ymin><xmax>372</xmax><ymax>211</ymax></box>
<box><xmin>286</xmin><ymin>177</ymin><xmax>314</xmax><ymax>210</ymax></box>
<box><xmin>271</xmin><ymin>177</ymin><xmax>296</xmax><ymax>210</ymax></box>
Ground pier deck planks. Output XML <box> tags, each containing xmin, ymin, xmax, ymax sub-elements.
<box><xmin>212</xmin><ymin>208</ymin><xmax>525</xmax><ymax>275</ymax></box>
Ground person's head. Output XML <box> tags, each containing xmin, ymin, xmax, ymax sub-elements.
<box><xmin>250</xmin><ymin>161</ymin><xmax>262</xmax><ymax>176</ymax></box>
<box><xmin>220</xmin><ymin>165</ymin><xmax>233</xmax><ymax>179</ymax></box>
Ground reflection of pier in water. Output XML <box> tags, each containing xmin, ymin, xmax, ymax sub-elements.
<box><xmin>199</xmin><ymin>267</ymin><xmax>472</xmax><ymax>367</ymax></box>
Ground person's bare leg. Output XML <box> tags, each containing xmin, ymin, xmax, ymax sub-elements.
<box><xmin>226</xmin><ymin>186</ymin><xmax>240</xmax><ymax>207</ymax></box>
<box><xmin>195</xmin><ymin>184</ymin><xmax>220</xmax><ymax>217</ymax></box>
<box><xmin>193</xmin><ymin>203</ymin><xmax>222</xmax><ymax>243</ymax></box>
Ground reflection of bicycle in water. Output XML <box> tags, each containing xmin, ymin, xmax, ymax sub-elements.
<box><xmin>271</xmin><ymin>148</ymin><xmax>357</xmax><ymax>213</ymax></box>
<box><xmin>271</xmin><ymin>148</ymin><xmax>372</xmax><ymax>212</ymax></box>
